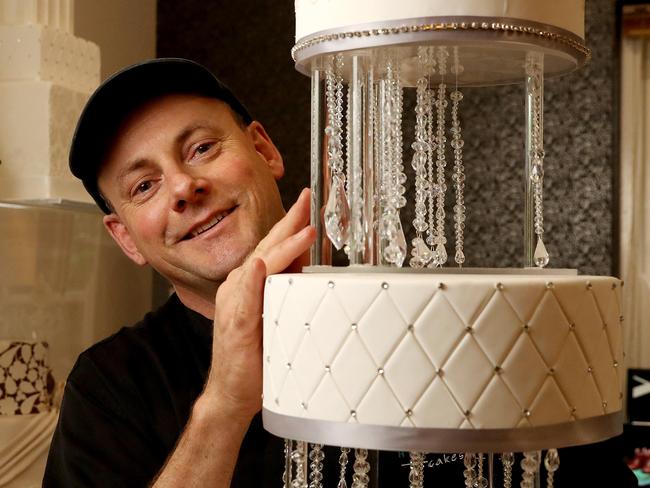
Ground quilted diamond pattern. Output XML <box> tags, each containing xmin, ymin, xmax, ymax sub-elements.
<box><xmin>500</xmin><ymin>333</ymin><xmax>549</xmax><ymax>408</ymax></box>
<box><xmin>473</xmin><ymin>291</ymin><xmax>523</xmax><ymax>365</ymax></box>
<box><xmin>306</xmin><ymin>373</ymin><xmax>350</xmax><ymax>422</ymax></box>
<box><xmin>528</xmin><ymin>291</ymin><xmax>571</xmax><ymax>366</ymax></box>
<box><xmin>356</xmin><ymin>377</ymin><xmax>406</xmax><ymax>425</ymax></box>
<box><xmin>309</xmin><ymin>291</ymin><xmax>352</xmax><ymax>364</ymax></box>
<box><xmin>412</xmin><ymin>378</ymin><xmax>465</xmax><ymax>428</ymax></box>
<box><xmin>330</xmin><ymin>332</ymin><xmax>377</xmax><ymax>408</ymax></box>
<box><xmin>385</xmin><ymin>280</ymin><xmax>438</xmax><ymax>324</ymax></box>
<box><xmin>357</xmin><ymin>291</ymin><xmax>407</xmax><ymax>366</ymax></box>
<box><xmin>383</xmin><ymin>333</ymin><xmax>436</xmax><ymax>409</ymax></box>
<box><xmin>442</xmin><ymin>334</ymin><xmax>494</xmax><ymax>411</ymax></box>
<box><xmin>528</xmin><ymin>377</ymin><xmax>572</xmax><ymax>426</ymax></box>
<box><xmin>501</xmin><ymin>281</ymin><xmax>546</xmax><ymax>323</ymax></box>
<box><xmin>267</xmin><ymin>331</ymin><xmax>290</xmax><ymax>401</ymax></box>
<box><xmin>552</xmin><ymin>332</ymin><xmax>593</xmax><ymax>415</ymax></box>
<box><xmin>471</xmin><ymin>376</ymin><xmax>523</xmax><ymax>428</ymax></box>
<box><xmin>414</xmin><ymin>292</ymin><xmax>465</xmax><ymax>368</ymax></box>
<box><xmin>291</xmin><ymin>334</ymin><xmax>326</xmax><ymax>401</ymax></box>
<box><xmin>263</xmin><ymin>273</ymin><xmax>624</xmax><ymax>434</ymax></box>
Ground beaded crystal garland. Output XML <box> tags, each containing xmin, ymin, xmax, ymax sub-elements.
<box><xmin>323</xmin><ymin>54</ymin><xmax>350</xmax><ymax>251</ymax></box>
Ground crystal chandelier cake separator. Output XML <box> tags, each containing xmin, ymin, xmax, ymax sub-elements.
<box><xmin>264</xmin><ymin>4</ymin><xmax>625</xmax><ymax>488</ymax></box>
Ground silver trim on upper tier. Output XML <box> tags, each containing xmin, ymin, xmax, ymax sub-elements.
<box><xmin>263</xmin><ymin>409</ymin><xmax>623</xmax><ymax>453</ymax></box>
<box><xmin>292</xmin><ymin>16</ymin><xmax>590</xmax><ymax>78</ymax></box>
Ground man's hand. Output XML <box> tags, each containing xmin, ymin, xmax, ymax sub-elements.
<box><xmin>205</xmin><ymin>187</ymin><xmax>315</xmax><ymax>419</ymax></box>
<box><xmin>153</xmin><ymin>189</ymin><xmax>315</xmax><ymax>487</ymax></box>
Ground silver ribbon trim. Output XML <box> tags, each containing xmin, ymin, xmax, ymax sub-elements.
<box><xmin>263</xmin><ymin>409</ymin><xmax>623</xmax><ymax>453</ymax></box>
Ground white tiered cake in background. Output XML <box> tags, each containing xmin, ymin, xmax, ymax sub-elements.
<box><xmin>0</xmin><ymin>0</ymin><xmax>99</xmax><ymax>203</ymax></box>
<box><xmin>0</xmin><ymin>340</ymin><xmax>57</xmax><ymax>488</ymax></box>
<box><xmin>263</xmin><ymin>0</ymin><xmax>625</xmax><ymax>486</ymax></box>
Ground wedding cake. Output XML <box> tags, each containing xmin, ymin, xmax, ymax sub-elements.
<box><xmin>0</xmin><ymin>0</ymin><xmax>99</xmax><ymax>203</ymax></box>
<box><xmin>263</xmin><ymin>0</ymin><xmax>622</xmax><ymax>485</ymax></box>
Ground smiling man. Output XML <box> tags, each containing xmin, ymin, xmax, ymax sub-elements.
<box><xmin>43</xmin><ymin>58</ymin><xmax>315</xmax><ymax>487</ymax></box>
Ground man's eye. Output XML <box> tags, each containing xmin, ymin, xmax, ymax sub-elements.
<box><xmin>196</xmin><ymin>143</ymin><xmax>213</xmax><ymax>154</ymax></box>
<box><xmin>190</xmin><ymin>142</ymin><xmax>216</xmax><ymax>160</ymax></box>
<box><xmin>134</xmin><ymin>180</ymin><xmax>152</xmax><ymax>195</ymax></box>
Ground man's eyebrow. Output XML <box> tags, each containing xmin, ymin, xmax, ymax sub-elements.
<box><xmin>116</xmin><ymin>158</ymin><xmax>150</xmax><ymax>186</ymax></box>
<box><xmin>174</xmin><ymin>121</ymin><xmax>225</xmax><ymax>148</ymax></box>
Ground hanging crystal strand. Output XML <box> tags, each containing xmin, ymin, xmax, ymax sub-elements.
<box><xmin>525</xmin><ymin>52</ymin><xmax>549</xmax><ymax>268</ymax></box>
<box><xmin>463</xmin><ymin>452</ymin><xmax>477</xmax><ymax>488</ymax></box>
<box><xmin>283</xmin><ymin>439</ymin><xmax>293</xmax><ymax>488</ymax></box>
<box><xmin>474</xmin><ymin>453</ymin><xmax>488</xmax><ymax>488</ymax></box>
<box><xmin>450</xmin><ymin>46</ymin><xmax>466</xmax><ymax>267</ymax></box>
<box><xmin>308</xmin><ymin>444</ymin><xmax>325</xmax><ymax>488</ymax></box>
<box><xmin>410</xmin><ymin>47</ymin><xmax>434</xmax><ymax>268</ymax></box>
<box><xmin>291</xmin><ymin>441</ymin><xmax>309</xmax><ymax>488</ymax></box>
<box><xmin>501</xmin><ymin>452</ymin><xmax>514</xmax><ymax>488</ymax></box>
<box><xmin>379</xmin><ymin>54</ymin><xmax>406</xmax><ymax>267</ymax></box>
<box><xmin>338</xmin><ymin>447</ymin><xmax>351</xmax><ymax>488</ymax></box>
<box><xmin>428</xmin><ymin>46</ymin><xmax>449</xmax><ymax>267</ymax></box>
<box><xmin>344</xmin><ymin>86</ymin><xmax>353</xmax><ymax>257</ymax></box>
<box><xmin>544</xmin><ymin>449</ymin><xmax>560</xmax><ymax>488</ymax></box>
<box><xmin>425</xmin><ymin>47</ymin><xmax>438</xmax><ymax>253</ymax></box>
<box><xmin>408</xmin><ymin>451</ymin><xmax>426</xmax><ymax>488</ymax></box>
<box><xmin>520</xmin><ymin>451</ymin><xmax>541</xmax><ymax>488</ymax></box>
<box><xmin>351</xmin><ymin>448</ymin><xmax>371</xmax><ymax>488</ymax></box>
<box><xmin>324</xmin><ymin>54</ymin><xmax>351</xmax><ymax>250</ymax></box>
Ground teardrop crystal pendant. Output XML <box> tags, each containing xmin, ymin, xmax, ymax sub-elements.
<box><xmin>534</xmin><ymin>237</ymin><xmax>550</xmax><ymax>268</ymax></box>
<box><xmin>324</xmin><ymin>175</ymin><xmax>351</xmax><ymax>250</ymax></box>
<box><xmin>383</xmin><ymin>216</ymin><xmax>407</xmax><ymax>267</ymax></box>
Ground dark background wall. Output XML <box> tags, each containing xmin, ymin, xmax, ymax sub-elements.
<box><xmin>158</xmin><ymin>0</ymin><xmax>618</xmax><ymax>276</ymax></box>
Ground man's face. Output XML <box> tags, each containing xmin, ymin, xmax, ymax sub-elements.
<box><xmin>98</xmin><ymin>94</ymin><xmax>286</xmax><ymax>297</ymax></box>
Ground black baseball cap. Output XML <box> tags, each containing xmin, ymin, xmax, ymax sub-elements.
<box><xmin>69</xmin><ymin>58</ymin><xmax>253</xmax><ymax>214</ymax></box>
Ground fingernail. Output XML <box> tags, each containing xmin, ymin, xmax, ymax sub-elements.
<box><xmin>296</xmin><ymin>225</ymin><xmax>312</xmax><ymax>237</ymax></box>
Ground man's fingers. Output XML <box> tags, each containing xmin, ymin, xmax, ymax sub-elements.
<box><xmin>257</xmin><ymin>188</ymin><xmax>310</xmax><ymax>251</ymax></box>
<box><xmin>261</xmin><ymin>225</ymin><xmax>315</xmax><ymax>275</ymax></box>
<box><xmin>237</xmin><ymin>257</ymin><xmax>267</xmax><ymax>319</ymax></box>
<box><xmin>218</xmin><ymin>257</ymin><xmax>267</xmax><ymax>330</ymax></box>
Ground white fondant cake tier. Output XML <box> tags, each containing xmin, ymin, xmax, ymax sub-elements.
<box><xmin>262</xmin><ymin>272</ymin><xmax>624</xmax><ymax>451</ymax></box>
<box><xmin>295</xmin><ymin>0</ymin><xmax>585</xmax><ymax>41</ymax></box>
<box><xmin>0</xmin><ymin>0</ymin><xmax>74</xmax><ymax>33</ymax></box>
<box><xmin>0</xmin><ymin>7</ymin><xmax>100</xmax><ymax>204</ymax></box>
<box><xmin>0</xmin><ymin>81</ymin><xmax>92</xmax><ymax>203</ymax></box>
<box><xmin>0</xmin><ymin>25</ymin><xmax>100</xmax><ymax>93</ymax></box>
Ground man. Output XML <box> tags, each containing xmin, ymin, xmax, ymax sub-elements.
<box><xmin>44</xmin><ymin>58</ymin><xmax>637</xmax><ymax>488</ymax></box>
<box><xmin>43</xmin><ymin>58</ymin><xmax>315</xmax><ymax>487</ymax></box>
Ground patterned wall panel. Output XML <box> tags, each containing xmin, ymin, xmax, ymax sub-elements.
<box><xmin>158</xmin><ymin>0</ymin><xmax>616</xmax><ymax>276</ymax></box>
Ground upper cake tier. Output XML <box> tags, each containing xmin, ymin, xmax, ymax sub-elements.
<box><xmin>295</xmin><ymin>0</ymin><xmax>585</xmax><ymax>42</ymax></box>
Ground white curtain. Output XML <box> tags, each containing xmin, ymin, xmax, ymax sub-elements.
<box><xmin>620</xmin><ymin>36</ymin><xmax>650</xmax><ymax>369</ymax></box>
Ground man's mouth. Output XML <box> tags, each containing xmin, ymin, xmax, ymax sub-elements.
<box><xmin>184</xmin><ymin>207</ymin><xmax>235</xmax><ymax>240</ymax></box>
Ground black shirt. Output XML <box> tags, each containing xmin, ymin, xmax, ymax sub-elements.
<box><xmin>43</xmin><ymin>294</ymin><xmax>284</xmax><ymax>487</ymax></box>
<box><xmin>43</xmin><ymin>294</ymin><xmax>636</xmax><ymax>487</ymax></box>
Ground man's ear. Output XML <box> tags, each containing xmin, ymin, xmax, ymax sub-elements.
<box><xmin>246</xmin><ymin>121</ymin><xmax>284</xmax><ymax>180</ymax></box>
<box><xmin>103</xmin><ymin>214</ymin><xmax>148</xmax><ymax>266</ymax></box>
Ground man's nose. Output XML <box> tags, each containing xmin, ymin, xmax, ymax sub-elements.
<box><xmin>168</xmin><ymin>170</ymin><xmax>210</xmax><ymax>212</ymax></box>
